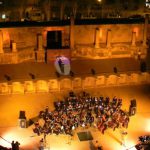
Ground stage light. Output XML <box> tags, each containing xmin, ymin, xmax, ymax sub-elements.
<box><xmin>125</xmin><ymin>140</ymin><xmax>137</xmax><ymax>150</ymax></box>
<box><xmin>2</xmin><ymin>14</ymin><xmax>6</xmax><ymax>19</ymax></box>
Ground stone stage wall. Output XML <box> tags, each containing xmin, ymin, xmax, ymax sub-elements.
<box><xmin>0</xmin><ymin>72</ymin><xmax>149</xmax><ymax>95</ymax></box>
<box><xmin>0</xmin><ymin>23</ymin><xmax>146</xmax><ymax>51</ymax></box>
<box><xmin>0</xmin><ymin>22</ymin><xmax>148</xmax><ymax>64</ymax></box>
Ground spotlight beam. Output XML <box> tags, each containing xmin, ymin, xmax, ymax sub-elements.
<box><xmin>126</xmin><ymin>144</ymin><xmax>139</xmax><ymax>150</ymax></box>
<box><xmin>0</xmin><ymin>135</ymin><xmax>11</xmax><ymax>144</ymax></box>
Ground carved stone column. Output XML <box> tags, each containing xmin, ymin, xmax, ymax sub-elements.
<box><xmin>95</xmin><ymin>28</ymin><xmax>100</xmax><ymax>48</ymax></box>
<box><xmin>12</xmin><ymin>42</ymin><xmax>17</xmax><ymax>52</ymax></box>
<box><xmin>107</xmin><ymin>29</ymin><xmax>111</xmax><ymax>48</ymax></box>
<box><xmin>61</xmin><ymin>30</ymin><xmax>65</xmax><ymax>48</ymax></box>
<box><xmin>36</xmin><ymin>34</ymin><xmax>44</xmax><ymax>62</ymax></box>
<box><xmin>131</xmin><ymin>32</ymin><xmax>136</xmax><ymax>46</ymax></box>
<box><xmin>143</xmin><ymin>14</ymin><xmax>148</xmax><ymax>47</ymax></box>
<box><xmin>37</xmin><ymin>34</ymin><xmax>43</xmax><ymax>51</ymax></box>
<box><xmin>0</xmin><ymin>30</ymin><xmax>4</xmax><ymax>53</ymax></box>
<box><xmin>70</xmin><ymin>15</ymin><xmax>74</xmax><ymax>50</ymax></box>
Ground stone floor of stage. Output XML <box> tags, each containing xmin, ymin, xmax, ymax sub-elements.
<box><xmin>0</xmin><ymin>85</ymin><xmax>150</xmax><ymax>150</ymax></box>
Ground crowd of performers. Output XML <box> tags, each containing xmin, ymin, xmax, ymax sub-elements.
<box><xmin>33</xmin><ymin>91</ymin><xmax>131</xmax><ymax>137</ymax></box>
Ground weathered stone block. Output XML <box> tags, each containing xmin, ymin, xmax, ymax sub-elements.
<box><xmin>24</xmin><ymin>81</ymin><xmax>35</xmax><ymax>93</ymax></box>
<box><xmin>139</xmin><ymin>72</ymin><xmax>150</xmax><ymax>83</ymax></box>
<box><xmin>118</xmin><ymin>74</ymin><xmax>128</xmax><ymax>84</ymax></box>
<box><xmin>12</xmin><ymin>82</ymin><xmax>24</xmax><ymax>94</ymax></box>
<box><xmin>106</xmin><ymin>75</ymin><xmax>118</xmax><ymax>85</ymax></box>
<box><xmin>83</xmin><ymin>77</ymin><xmax>95</xmax><ymax>88</ymax></box>
<box><xmin>0</xmin><ymin>83</ymin><xmax>10</xmax><ymax>94</ymax></box>
<box><xmin>72</xmin><ymin>77</ymin><xmax>82</xmax><ymax>89</ymax></box>
<box><xmin>129</xmin><ymin>73</ymin><xmax>139</xmax><ymax>83</ymax></box>
<box><xmin>36</xmin><ymin>80</ymin><xmax>48</xmax><ymax>92</ymax></box>
<box><xmin>48</xmin><ymin>79</ymin><xmax>59</xmax><ymax>91</ymax></box>
<box><xmin>96</xmin><ymin>76</ymin><xmax>106</xmax><ymax>86</ymax></box>
<box><xmin>60</xmin><ymin>78</ymin><xmax>72</xmax><ymax>90</ymax></box>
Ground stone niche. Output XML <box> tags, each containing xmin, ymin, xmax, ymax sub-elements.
<box><xmin>83</xmin><ymin>77</ymin><xmax>95</xmax><ymax>88</ymax></box>
<box><xmin>118</xmin><ymin>74</ymin><xmax>128</xmax><ymax>84</ymax></box>
<box><xmin>48</xmin><ymin>79</ymin><xmax>59</xmax><ymax>91</ymax></box>
<box><xmin>96</xmin><ymin>75</ymin><xmax>106</xmax><ymax>86</ymax></box>
<box><xmin>72</xmin><ymin>77</ymin><xmax>82</xmax><ymax>89</ymax></box>
<box><xmin>36</xmin><ymin>80</ymin><xmax>49</xmax><ymax>92</ymax></box>
<box><xmin>106</xmin><ymin>75</ymin><xmax>118</xmax><ymax>85</ymax></box>
<box><xmin>24</xmin><ymin>81</ymin><xmax>35</xmax><ymax>93</ymax></box>
<box><xmin>0</xmin><ymin>83</ymin><xmax>10</xmax><ymax>94</ymax></box>
<box><xmin>12</xmin><ymin>82</ymin><xmax>24</xmax><ymax>94</ymax></box>
<box><xmin>139</xmin><ymin>72</ymin><xmax>150</xmax><ymax>83</ymax></box>
<box><xmin>60</xmin><ymin>78</ymin><xmax>72</xmax><ymax>90</ymax></box>
<box><xmin>129</xmin><ymin>73</ymin><xmax>139</xmax><ymax>84</ymax></box>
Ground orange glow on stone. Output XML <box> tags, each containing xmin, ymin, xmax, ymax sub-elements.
<box><xmin>133</xmin><ymin>27</ymin><xmax>139</xmax><ymax>37</ymax></box>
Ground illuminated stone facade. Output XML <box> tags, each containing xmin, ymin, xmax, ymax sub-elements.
<box><xmin>0</xmin><ymin>17</ymin><xmax>149</xmax><ymax>64</ymax></box>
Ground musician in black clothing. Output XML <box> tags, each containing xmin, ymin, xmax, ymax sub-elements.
<box><xmin>11</xmin><ymin>141</ymin><xmax>20</xmax><ymax>150</ymax></box>
<box><xmin>11</xmin><ymin>141</ymin><xmax>15</xmax><ymax>150</ymax></box>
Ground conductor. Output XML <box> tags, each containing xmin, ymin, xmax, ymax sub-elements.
<box><xmin>58</xmin><ymin>58</ymin><xmax>65</xmax><ymax>74</ymax></box>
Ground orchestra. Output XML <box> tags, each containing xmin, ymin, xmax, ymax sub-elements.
<box><xmin>33</xmin><ymin>91</ymin><xmax>132</xmax><ymax>137</ymax></box>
